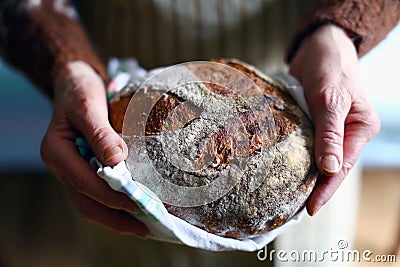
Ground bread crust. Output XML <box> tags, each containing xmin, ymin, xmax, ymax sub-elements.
<box><xmin>109</xmin><ymin>59</ymin><xmax>317</xmax><ymax>239</ymax></box>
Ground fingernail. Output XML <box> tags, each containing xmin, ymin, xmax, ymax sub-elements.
<box><xmin>103</xmin><ymin>144</ymin><xmax>123</xmax><ymax>162</ymax></box>
<box><xmin>311</xmin><ymin>203</ymin><xmax>322</xmax><ymax>216</ymax></box>
<box><xmin>321</xmin><ymin>155</ymin><xmax>340</xmax><ymax>174</ymax></box>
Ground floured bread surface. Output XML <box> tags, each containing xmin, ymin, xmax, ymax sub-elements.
<box><xmin>109</xmin><ymin>59</ymin><xmax>317</xmax><ymax>239</ymax></box>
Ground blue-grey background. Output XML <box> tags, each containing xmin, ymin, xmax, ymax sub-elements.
<box><xmin>0</xmin><ymin>61</ymin><xmax>52</xmax><ymax>171</ymax></box>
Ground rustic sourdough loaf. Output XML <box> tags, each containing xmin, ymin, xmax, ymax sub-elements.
<box><xmin>109</xmin><ymin>59</ymin><xmax>317</xmax><ymax>239</ymax></box>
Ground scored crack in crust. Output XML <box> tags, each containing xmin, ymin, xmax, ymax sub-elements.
<box><xmin>109</xmin><ymin>59</ymin><xmax>317</xmax><ymax>239</ymax></box>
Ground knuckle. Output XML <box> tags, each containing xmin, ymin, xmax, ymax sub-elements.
<box><xmin>320</xmin><ymin>130</ymin><xmax>343</xmax><ymax>147</ymax></box>
<box><xmin>367</xmin><ymin>109</ymin><xmax>381</xmax><ymax>137</ymax></box>
<box><xmin>91</xmin><ymin>126</ymin><xmax>113</xmax><ymax>149</ymax></box>
<box><xmin>356</xmin><ymin>104</ymin><xmax>381</xmax><ymax>140</ymax></box>
<box><xmin>317</xmin><ymin>87</ymin><xmax>350</xmax><ymax>116</ymax></box>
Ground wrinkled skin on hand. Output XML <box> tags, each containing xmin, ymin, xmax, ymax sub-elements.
<box><xmin>41</xmin><ymin>61</ymin><xmax>148</xmax><ymax>237</ymax></box>
<box><xmin>290</xmin><ymin>25</ymin><xmax>380</xmax><ymax>215</ymax></box>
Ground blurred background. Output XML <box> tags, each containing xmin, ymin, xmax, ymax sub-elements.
<box><xmin>0</xmin><ymin>23</ymin><xmax>399</xmax><ymax>267</ymax></box>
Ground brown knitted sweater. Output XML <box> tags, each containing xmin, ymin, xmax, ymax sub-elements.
<box><xmin>286</xmin><ymin>0</ymin><xmax>400</xmax><ymax>62</ymax></box>
<box><xmin>0</xmin><ymin>0</ymin><xmax>108</xmax><ymax>97</ymax></box>
<box><xmin>0</xmin><ymin>0</ymin><xmax>399</xmax><ymax>97</ymax></box>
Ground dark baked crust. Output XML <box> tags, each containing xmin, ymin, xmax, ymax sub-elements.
<box><xmin>109</xmin><ymin>59</ymin><xmax>317</xmax><ymax>239</ymax></box>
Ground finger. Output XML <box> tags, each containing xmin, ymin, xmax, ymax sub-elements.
<box><xmin>81</xmin><ymin>119</ymin><xmax>128</xmax><ymax>167</ymax></box>
<box><xmin>307</xmin><ymin>103</ymin><xmax>380</xmax><ymax>215</ymax></box>
<box><xmin>41</xmin><ymin>132</ymin><xmax>138</xmax><ymax>214</ymax></box>
<box><xmin>309</xmin><ymin>84</ymin><xmax>352</xmax><ymax>176</ymax></box>
<box><xmin>306</xmin><ymin>172</ymin><xmax>344</xmax><ymax>216</ymax></box>
<box><xmin>65</xmin><ymin>183</ymin><xmax>148</xmax><ymax>238</ymax></box>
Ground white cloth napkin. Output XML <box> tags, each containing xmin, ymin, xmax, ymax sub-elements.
<box><xmin>93</xmin><ymin>158</ymin><xmax>307</xmax><ymax>252</ymax></box>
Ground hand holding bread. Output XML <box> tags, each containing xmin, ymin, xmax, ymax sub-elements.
<box><xmin>40</xmin><ymin>61</ymin><xmax>148</xmax><ymax>238</ymax></box>
<box><xmin>290</xmin><ymin>25</ymin><xmax>380</xmax><ymax>215</ymax></box>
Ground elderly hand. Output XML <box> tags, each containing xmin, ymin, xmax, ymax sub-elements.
<box><xmin>41</xmin><ymin>60</ymin><xmax>148</xmax><ymax>237</ymax></box>
<box><xmin>290</xmin><ymin>25</ymin><xmax>380</xmax><ymax>215</ymax></box>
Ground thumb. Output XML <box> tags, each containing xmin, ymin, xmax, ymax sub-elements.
<box><xmin>84</xmin><ymin>121</ymin><xmax>128</xmax><ymax>167</ymax></box>
<box><xmin>311</xmin><ymin>88</ymin><xmax>351</xmax><ymax>175</ymax></box>
<box><xmin>64</xmin><ymin>63</ymin><xmax>128</xmax><ymax>166</ymax></box>
<box><xmin>77</xmin><ymin>98</ymin><xmax>128</xmax><ymax>166</ymax></box>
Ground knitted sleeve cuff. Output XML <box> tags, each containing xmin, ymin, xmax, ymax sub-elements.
<box><xmin>286</xmin><ymin>0</ymin><xmax>400</xmax><ymax>63</ymax></box>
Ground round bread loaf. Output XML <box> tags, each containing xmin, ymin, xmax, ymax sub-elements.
<box><xmin>109</xmin><ymin>59</ymin><xmax>317</xmax><ymax>239</ymax></box>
